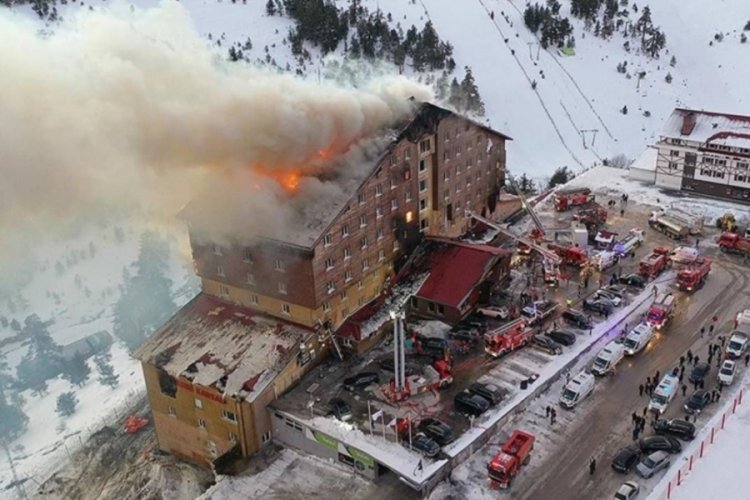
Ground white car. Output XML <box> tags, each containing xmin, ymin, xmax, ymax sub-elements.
<box><xmin>718</xmin><ymin>360</ymin><xmax>736</xmax><ymax>386</ymax></box>
<box><xmin>477</xmin><ymin>306</ymin><xmax>510</xmax><ymax>320</ymax></box>
<box><xmin>670</xmin><ymin>246</ymin><xmax>699</xmax><ymax>264</ymax></box>
<box><xmin>615</xmin><ymin>481</ymin><xmax>640</xmax><ymax>500</ymax></box>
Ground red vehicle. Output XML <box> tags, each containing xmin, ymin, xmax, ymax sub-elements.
<box><xmin>677</xmin><ymin>257</ymin><xmax>711</xmax><ymax>291</ymax></box>
<box><xmin>384</xmin><ymin>358</ymin><xmax>453</xmax><ymax>403</ymax></box>
<box><xmin>488</xmin><ymin>430</ymin><xmax>535</xmax><ymax>488</ymax></box>
<box><xmin>638</xmin><ymin>247</ymin><xmax>671</xmax><ymax>278</ymax></box>
<box><xmin>646</xmin><ymin>292</ymin><xmax>676</xmax><ymax>329</ymax></box>
<box><xmin>548</xmin><ymin>242</ymin><xmax>589</xmax><ymax>267</ymax></box>
<box><xmin>484</xmin><ymin>319</ymin><xmax>533</xmax><ymax>357</ymax></box>
<box><xmin>573</xmin><ymin>204</ymin><xmax>608</xmax><ymax>228</ymax></box>
<box><xmin>554</xmin><ymin>188</ymin><xmax>595</xmax><ymax>211</ymax></box>
<box><xmin>717</xmin><ymin>232</ymin><xmax>750</xmax><ymax>257</ymax></box>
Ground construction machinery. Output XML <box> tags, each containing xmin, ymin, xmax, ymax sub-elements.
<box><xmin>547</xmin><ymin>242</ymin><xmax>589</xmax><ymax>267</ymax></box>
<box><xmin>649</xmin><ymin>213</ymin><xmax>689</xmax><ymax>240</ymax></box>
<box><xmin>717</xmin><ymin>232</ymin><xmax>750</xmax><ymax>258</ymax></box>
<box><xmin>488</xmin><ymin>430</ymin><xmax>536</xmax><ymax>488</ymax></box>
<box><xmin>639</xmin><ymin>247</ymin><xmax>672</xmax><ymax>278</ymax></box>
<box><xmin>676</xmin><ymin>257</ymin><xmax>711</xmax><ymax>292</ymax></box>
<box><xmin>553</xmin><ymin>187</ymin><xmax>595</xmax><ymax>211</ymax></box>
<box><xmin>484</xmin><ymin>318</ymin><xmax>533</xmax><ymax>357</ymax></box>
<box><xmin>646</xmin><ymin>292</ymin><xmax>676</xmax><ymax>329</ymax></box>
<box><xmin>651</xmin><ymin>208</ymin><xmax>704</xmax><ymax>235</ymax></box>
<box><xmin>573</xmin><ymin>203</ymin><xmax>608</xmax><ymax>229</ymax></box>
<box><xmin>716</xmin><ymin>212</ymin><xmax>737</xmax><ymax>232</ymax></box>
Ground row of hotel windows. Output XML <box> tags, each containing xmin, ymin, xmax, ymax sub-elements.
<box><xmin>698</xmin><ymin>169</ymin><xmax>750</xmax><ymax>183</ymax></box>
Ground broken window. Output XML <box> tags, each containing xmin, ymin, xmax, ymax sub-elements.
<box><xmin>158</xmin><ymin>370</ymin><xmax>177</xmax><ymax>398</ymax></box>
<box><xmin>222</xmin><ymin>410</ymin><xmax>237</xmax><ymax>423</ymax></box>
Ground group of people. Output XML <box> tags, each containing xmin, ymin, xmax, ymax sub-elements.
<box><xmin>630</xmin><ymin>411</ymin><xmax>648</xmax><ymax>440</ymax></box>
<box><xmin>544</xmin><ymin>405</ymin><xmax>558</xmax><ymax>425</ymax></box>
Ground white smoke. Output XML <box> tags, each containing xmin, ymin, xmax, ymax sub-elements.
<box><xmin>0</xmin><ymin>1</ymin><xmax>433</xmax><ymax>268</ymax></box>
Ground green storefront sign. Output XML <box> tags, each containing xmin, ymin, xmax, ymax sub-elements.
<box><xmin>313</xmin><ymin>431</ymin><xmax>339</xmax><ymax>450</ymax></box>
<box><xmin>311</xmin><ymin>431</ymin><xmax>375</xmax><ymax>468</ymax></box>
<box><xmin>347</xmin><ymin>446</ymin><xmax>374</xmax><ymax>468</ymax></box>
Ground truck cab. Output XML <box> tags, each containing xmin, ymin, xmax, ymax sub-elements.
<box><xmin>559</xmin><ymin>371</ymin><xmax>595</xmax><ymax>409</ymax></box>
<box><xmin>623</xmin><ymin>323</ymin><xmax>655</xmax><ymax>355</ymax></box>
<box><xmin>591</xmin><ymin>341</ymin><xmax>625</xmax><ymax>376</ymax></box>
<box><xmin>646</xmin><ymin>293</ymin><xmax>675</xmax><ymax>329</ymax></box>
<box><xmin>487</xmin><ymin>430</ymin><xmax>535</xmax><ymax>488</ymax></box>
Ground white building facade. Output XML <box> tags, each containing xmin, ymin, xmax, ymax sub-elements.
<box><xmin>653</xmin><ymin>108</ymin><xmax>750</xmax><ymax>203</ymax></box>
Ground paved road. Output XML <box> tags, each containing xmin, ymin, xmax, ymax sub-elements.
<box><xmin>515</xmin><ymin>248</ymin><xmax>750</xmax><ymax>500</ymax></box>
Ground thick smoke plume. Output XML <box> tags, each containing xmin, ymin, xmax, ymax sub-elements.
<box><xmin>0</xmin><ymin>2</ymin><xmax>432</xmax><ymax>265</ymax></box>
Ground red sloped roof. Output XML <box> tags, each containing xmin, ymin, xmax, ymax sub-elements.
<box><xmin>416</xmin><ymin>244</ymin><xmax>500</xmax><ymax>308</ymax></box>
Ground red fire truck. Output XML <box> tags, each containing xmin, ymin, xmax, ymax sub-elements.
<box><xmin>488</xmin><ymin>430</ymin><xmax>536</xmax><ymax>488</ymax></box>
<box><xmin>676</xmin><ymin>257</ymin><xmax>711</xmax><ymax>292</ymax></box>
<box><xmin>554</xmin><ymin>188</ymin><xmax>595</xmax><ymax>211</ymax></box>
<box><xmin>384</xmin><ymin>358</ymin><xmax>453</xmax><ymax>403</ymax></box>
<box><xmin>484</xmin><ymin>319</ymin><xmax>534</xmax><ymax>358</ymax></box>
<box><xmin>547</xmin><ymin>242</ymin><xmax>589</xmax><ymax>267</ymax></box>
<box><xmin>717</xmin><ymin>232</ymin><xmax>750</xmax><ymax>258</ymax></box>
<box><xmin>573</xmin><ymin>204</ymin><xmax>608</xmax><ymax>228</ymax></box>
<box><xmin>646</xmin><ymin>292</ymin><xmax>676</xmax><ymax>330</ymax></box>
<box><xmin>639</xmin><ymin>247</ymin><xmax>672</xmax><ymax>278</ymax></box>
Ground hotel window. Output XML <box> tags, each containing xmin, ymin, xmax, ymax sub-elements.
<box><xmin>326</xmin><ymin>281</ymin><xmax>335</xmax><ymax>294</ymax></box>
<box><xmin>443</xmin><ymin>170</ymin><xmax>449</xmax><ymax>181</ymax></box>
<box><xmin>344</xmin><ymin>270</ymin><xmax>353</xmax><ymax>282</ymax></box>
<box><xmin>246</xmin><ymin>273</ymin><xmax>256</xmax><ymax>285</ymax></box>
<box><xmin>198</xmin><ymin>418</ymin><xmax>207</xmax><ymax>429</ymax></box>
<box><xmin>389</xmin><ymin>154</ymin><xmax>396</xmax><ymax>166</ymax></box>
<box><xmin>670</xmin><ymin>150</ymin><xmax>680</xmax><ymax>157</ymax></box>
<box><xmin>229</xmin><ymin>432</ymin><xmax>238</xmax><ymax>442</ymax></box>
<box><xmin>378</xmin><ymin>249</ymin><xmax>385</xmax><ymax>261</ymax></box>
<box><xmin>420</xmin><ymin>219</ymin><xmax>429</xmax><ymax>231</ymax></box>
<box><xmin>443</xmin><ymin>152</ymin><xmax>449</xmax><ymax>161</ymax></box>
<box><xmin>405</xmin><ymin>190</ymin><xmax>413</xmax><ymax>202</ymax></box>
<box><xmin>358</xmin><ymin>192</ymin><xmax>366</xmax><ymax>204</ymax></box>
<box><xmin>419</xmin><ymin>159</ymin><xmax>426</xmax><ymax>172</ymax></box>
<box><xmin>323</xmin><ymin>302</ymin><xmax>331</xmax><ymax>311</ymax></box>
<box><xmin>282</xmin><ymin>303</ymin><xmax>291</xmax><ymax>315</ymax></box>
<box><xmin>343</xmin><ymin>247</ymin><xmax>352</xmax><ymax>260</ymax></box>
<box><xmin>419</xmin><ymin>179</ymin><xmax>427</xmax><ymax>192</ymax></box>
<box><xmin>360</xmin><ymin>236</ymin><xmax>368</xmax><ymax>249</ymax></box>
<box><xmin>404</xmin><ymin>149</ymin><xmax>411</xmax><ymax>160</ymax></box>
<box><xmin>419</xmin><ymin>198</ymin><xmax>427</xmax><ymax>211</ymax></box>
<box><xmin>358</xmin><ymin>279</ymin><xmax>364</xmax><ymax>290</ymax></box>
<box><xmin>341</xmin><ymin>224</ymin><xmax>350</xmax><ymax>238</ymax></box>
<box><xmin>222</xmin><ymin>410</ymin><xmax>237</xmax><ymax>423</ymax></box>
<box><xmin>340</xmin><ymin>290</ymin><xmax>347</xmax><ymax>301</ymax></box>
<box><xmin>243</xmin><ymin>248</ymin><xmax>253</xmax><ymax>263</ymax></box>
<box><xmin>377</xmin><ymin>227</ymin><xmax>384</xmax><ymax>240</ymax></box>
<box><xmin>274</xmin><ymin>259</ymin><xmax>285</xmax><ymax>272</ymax></box>
<box><xmin>362</xmin><ymin>259</ymin><xmax>370</xmax><ymax>271</ymax></box>
<box><xmin>419</xmin><ymin>139</ymin><xmax>430</xmax><ymax>153</ymax></box>
<box><xmin>466</xmin><ymin>158</ymin><xmax>472</xmax><ymax>169</ymax></box>
<box><xmin>358</xmin><ymin>297</ymin><xmax>365</xmax><ymax>306</ymax></box>
<box><xmin>393</xmin><ymin>240</ymin><xmax>399</xmax><ymax>252</ymax></box>
<box><xmin>219</xmin><ymin>285</ymin><xmax>229</xmax><ymax>296</ymax></box>
<box><xmin>168</xmin><ymin>406</ymin><xmax>176</xmax><ymax>417</ymax></box>
<box><xmin>359</xmin><ymin>214</ymin><xmax>367</xmax><ymax>227</ymax></box>
<box><xmin>195</xmin><ymin>398</ymin><xmax>203</xmax><ymax>409</ymax></box>
<box><xmin>217</xmin><ymin>265</ymin><xmax>225</xmax><ymax>277</ymax></box>
<box><xmin>278</xmin><ymin>282</ymin><xmax>288</xmax><ymax>295</ymax></box>
<box><xmin>477</xmin><ymin>135</ymin><xmax>483</xmax><ymax>144</ymax></box>
<box><xmin>390</xmin><ymin>178</ymin><xmax>398</xmax><ymax>190</ymax></box>
<box><xmin>376</xmin><ymin>207</ymin><xmax>383</xmax><ymax>219</ymax></box>
<box><xmin>391</xmin><ymin>198</ymin><xmax>398</xmax><ymax>211</ymax></box>
<box><xmin>375</xmin><ymin>184</ymin><xmax>383</xmax><ymax>197</ymax></box>
<box><xmin>323</xmin><ymin>234</ymin><xmax>333</xmax><ymax>246</ymax></box>
<box><xmin>476</xmin><ymin>172</ymin><xmax>481</xmax><ymax>181</ymax></box>
<box><xmin>213</xmin><ymin>245</ymin><xmax>222</xmax><ymax>256</ymax></box>
<box><xmin>251</xmin><ymin>294</ymin><xmax>259</xmax><ymax>305</ymax></box>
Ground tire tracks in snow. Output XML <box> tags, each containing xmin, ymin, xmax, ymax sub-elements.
<box><xmin>501</xmin><ymin>0</ymin><xmax>617</xmax><ymax>142</ymax></box>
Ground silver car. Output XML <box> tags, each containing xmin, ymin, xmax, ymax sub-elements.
<box><xmin>635</xmin><ymin>451</ymin><xmax>670</xmax><ymax>478</ymax></box>
<box><xmin>615</xmin><ymin>481</ymin><xmax>640</xmax><ymax>500</ymax></box>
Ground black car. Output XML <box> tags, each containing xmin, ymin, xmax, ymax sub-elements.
<box><xmin>619</xmin><ymin>274</ymin><xmax>647</xmax><ymax>288</ymax></box>
<box><xmin>328</xmin><ymin>398</ymin><xmax>352</xmax><ymax>422</ymax></box>
<box><xmin>653</xmin><ymin>419</ymin><xmax>696</xmax><ymax>441</ymax></box>
<box><xmin>468</xmin><ymin>382</ymin><xmax>504</xmax><ymax>406</ymax></box>
<box><xmin>377</xmin><ymin>358</ymin><xmax>416</xmax><ymax>375</ymax></box>
<box><xmin>684</xmin><ymin>390</ymin><xmax>712</xmax><ymax>414</ymax></box>
<box><xmin>582</xmin><ymin>298</ymin><xmax>613</xmax><ymax>315</ymax></box>
<box><xmin>404</xmin><ymin>433</ymin><xmax>440</xmax><ymax>458</ymax></box>
<box><xmin>561</xmin><ymin>308</ymin><xmax>593</xmax><ymax>330</ymax></box>
<box><xmin>638</xmin><ymin>435</ymin><xmax>682</xmax><ymax>454</ymax></box>
<box><xmin>343</xmin><ymin>372</ymin><xmax>380</xmax><ymax>391</ymax></box>
<box><xmin>454</xmin><ymin>390</ymin><xmax>490</xmax><ymax>417</ymax></box>
<box><xmin>531</xmin><ymin>335</ymin><xmax>563</xmax><ymax>355</ymax></box>
<box><xmin>611</xmin><ymin>445</ymin><xmax>641</xmax><ymax>473</ymax></box>
<box><xmin>418</xmin><ymin>418</ymin><xmax>454</xmax><ymax>446</ymax></box>
<box><xmin>419</xmin><ymin>336</ymin><xmax>450</xmax><ymax>356</ymax></box>
<box><xmin>545</xmin><ymin>329</ymin><xmax>577</xmax><ymax>346</ymax></box>
<box><xmin>688</xmin><ymin>362</ymin><xmax>710</xmax><ymax>384</ymax></box>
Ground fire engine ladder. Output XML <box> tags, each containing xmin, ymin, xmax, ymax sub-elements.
<box><xmin>506</xmin><ymin>175</ymin><xmax>547</xmax><ymax>238</ymax></box>
<box><xmin>321</xmin><ymin>321</ymin><xmax>344</xmax><ymax>361</ymax></box>
<box><xmin>471</xmin><ymin>213</ymin><xmax>561</xmax><ymax>265</ymax></box>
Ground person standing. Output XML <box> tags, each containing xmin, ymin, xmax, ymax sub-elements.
<box><xmin>589</xmin><ymin>457</ymin><xmax>597</xmax><ymax>475</ymax></box>
<box><xmin>680</xmin><ymin>355</ymin><xmax>685</xmax><ymax>366</ymax></box>
<box><xmin>688</xmin><ymin>350</ymin><xmax>694</xmax><ymax>363</ymax></box>
<box><xmin>694</xmin><ymin>355</ymin><xmax>700</xmax><ymax>366</ymax></box>
<box><xmin>632</xmin><ymin>412</ymin><xmax>638</xmax><ymax>424</ymax></box>
<box><xmin>700</xmin><ymin>326</ymin><xmax>705</xmax><ymax>337</ymax></box>
<box><xmin>681</xmin><ymin>384</ymin><xmax>687</xmax><ymax>397</ymax></box>
<box><xmin>551</xmin><ymin>408</ymin><xmax>557</xmax><ymax>425</ymax></box>
<box><xmin>639</xmin><ymin>384</ymin><xmax>644</xmax><ymax>397</ymax></box>
<box><xmin>546</xmin><ymin>406</ymin><xmax>551</xmax><ymax>418</ymax></box>
<box><xmin>744</xmin><ymin>353</ymin><xmax>749</xmax><ymax>367</ymax></box>
<box><xmin>709</xmin><ymin>324</ymin><xmax>715</xmax><ymax>335</ymax></box>
<box><xmin>655</xmin><ymin>370</ymin><xmax>661</xmax><ymax>383</ymax></box>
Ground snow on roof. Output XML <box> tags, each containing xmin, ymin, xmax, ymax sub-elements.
<box><xmin>661</xmin><ymin>108</ymin><xmax>750</xmax><ymax>143</ymax></box>
<box><xmin>629</xmin><ymin>147</ymin><xmax>658</xmax><ymax>172</ymax></box>
<box><xmin>134</xmin><ymin>293</ymin><xmax>311</xmax><ymax>402</ymax></box>
<box><xmin>415</xmin><ymin>240</ymin><xmax>508</xmax><ymax>308</ymax></box>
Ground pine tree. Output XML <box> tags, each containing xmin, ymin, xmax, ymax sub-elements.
<box><xmin>460</xmin><ymin>67</ymin><xmax>485</xmax><ymax>115</ymax></box>
<box><xmin>669</xmin><ymin>55</ymin><xmax>676</xmax><ymax>67</ymax></box>
<box><xmin>56</xmin><ymin>392</ymin><xmax>78</xmax><ymax>417</ymax></box>
<box><xmin>665</xmin><ymin>72</ymin><xmax>672</xmax><ymax>83</ymax></box>
<box><xmin>265</xmin><ymin>0</ymin><xmax>276</xmax><ymax>15</ymax></box>
<box><xmin>95</xmin><ymin>353</ymin><xmax>119</xmax><ymax>389</ymax></box>
<box><xmin>448</xmin><ymin>77</ymin><xmax>463</xmax><ymax>110</ymax></box>
<box><xmin>63</xmin><ymin>353</ymin><xmax>91</xmax><ymax>388</ymax></box>
<box><xmin>547</xmin><ymin>166</ymin><xmax>572</xmax><ymax>188</ymax></box>
<box><xmin>0</xmin><ymin>390</ymin><xmax>28</xmax><ymax>442</ymax></box>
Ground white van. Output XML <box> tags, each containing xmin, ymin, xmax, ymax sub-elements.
<box><xmin>726</xmin><ymin>332</ymin><xmax>748</xmax><ymax>360</ymax></box>
<box><xmin>623</xmin><ymin>323</ymin><xmax>655</xmax><ymax>356</ymax></box>
<box><xmin>592</xmin><ymin>250</ymin><xmax>619</xmax><ymax>271</ymax></box>
<box><xmin>591</xmin><ymin>342</ymin><xmax>626</xmax><ymax>376</ymax></box>
<box><xmin>648</xmin><ymin>374</ymin><xmax>679</xmax><ymax>414</ymax></box>
<box><xmin>559</xmin><ymin>371</ymin><xmax>595</xmax><ymax>409</ymax></box>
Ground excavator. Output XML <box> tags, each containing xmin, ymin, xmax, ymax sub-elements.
<box><xmin>716</xmin><ymin>212</ymin><xmax>737</xmax><ymax>233</ymax></box>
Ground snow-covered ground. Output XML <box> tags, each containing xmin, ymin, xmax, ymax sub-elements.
<box><xmin>0</xmin><ymin>220</ymin><xmax>198</xmax><ymax>496</ymax></box>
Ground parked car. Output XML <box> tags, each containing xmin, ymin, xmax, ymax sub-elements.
<box><xmin>718</xmin><ymin>360</ymin><xmax>736</xmax><ymax>386</ymax></box>
<box><xmin>531</xmin><ymin>334</ymin><xmax>563</xmax><ymax>355</ymax></box>
<box><xmin>418</xmin><ymin>418</ymin><xmax>454</xmax><ymax>446</ymax></box>
<box><xmin>545</xmin><ymin>329</ymin><xmax>577</xmax><ymax>346</ymax></box>
<box><xmin>378</xmin><ymin>358</ymin><xmax>415</xmax><ymax>375</ymax></box>
<box><xmin>418</xmin><ymin>336</ymin><xmax>450</xmax><ymax>355</ymax></box>
<box><xmin>614</xmin><ymin>481</ymin><xmax>641</xmax><ymax>500</ymax></box>
<box><xmin>583</xmin><ymin>298</ymin><xmax>614</xmax><ymax>315</ymax></box>
<box><xmin>652</xmin><ymin>419</ymin><xmax>695</xmax><ymax>441</ymax></box>
<box><xmin>561</xmin><ymin>308</ymin><xmax>593</xmax><ymax>329</ymax></box>
<box><xmin>328</xmin><ymin>398</ymin><xmax>352</xmax><ymax>422</ymax></box>
<box><xmin>684</xmin><ymin>390</ymin><xmax>712</xmax><ymax>414</ymax></box>
<box><xmin>619</xmin><ymin>274</ymin><xmax>647</xmax><ymax>289</ymax></box>
<box><xmin>603</xmin><ymin>284</ymin><xmax>629</xmax><ymax>299</ymax></box>
<box><xmin>595</xmin><ymin>289</ymin><xmax>623</xmax><ymax>307</ymax></box>
<box><xmin>454</xmin><ymin>391</ymin><xmax>490</xmax><ymax>417</ymax></box>
<box><xmin>611</xmin><ymin>445</ymin><xmax>641</xmax><ymax>473</ymax></box>
<box><xmin>477</xmin><ymin>306</ymin><xmax>510</xmax><ymax>320</ymax></box>
<box><xmin>469</xmin><ymin>382</ymin><xmax>504</xmax><ymax>406</ymax></box>
<box><xmin>636</xmin><ymin>451</ymin><xmax>670</xmax><ymax>478</ymax></box>
<box><xmin>638</xmin><ymin>435</ymin><xmax>682</xmax><ymax>454</ymax></box>
<box><xmin>343</xmin><ymin>372</ymin><xmax>380</xmax><ymax>391</ymax></box>
<box><xmin>449</xmin><ymin>328</ymin><xmax>482</xmax><ymax>342</ymax></box>
<box><xmin>688</xmin><ymin>362</ymin><xmax>711</xmax><ymax>384</ymax></box>
<box><xmin>404</xmin><ymin>433</ymin><xmax>440</xmax><ymax>458</ymax></box>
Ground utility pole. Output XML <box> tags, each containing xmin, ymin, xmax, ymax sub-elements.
<box><xmin>526</xmin><ymin>42</ymin><xmax>541</xmax><ymax>61</ymax></box>
<box><xmin>2</xmin><ymin>440</ymin><xmax>28</xmax><ymax>500</ymax></box>
<box><xmin>580</xmin><ymin>129</ymin><xmax>599</xmax><ymax>149</ymax></box>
